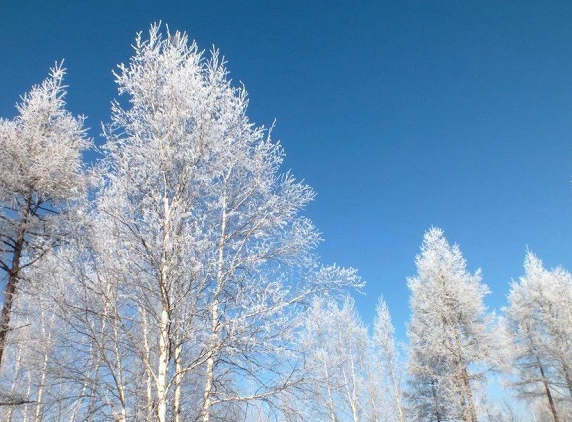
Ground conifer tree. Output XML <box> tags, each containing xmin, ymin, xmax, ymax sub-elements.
<box><xmin>0</xmin><ymin>64</ymin><xmax>90</xmax><ymax>368</ymax></box>
<box><xmin>407</xmin><ymin>227</ymin><xmax>496</xmax><ymax>422</ymax></box>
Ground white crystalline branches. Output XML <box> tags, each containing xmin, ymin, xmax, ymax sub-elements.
<box><xmin>61</xmin><ymin>24</ymin><xmax>362</xmax><ymax>422</ymax></box>
<box><xmin>0</xmin><ymin>63</ymin><xmax>89</xmax><ymax>205</ymax></box>
<box><xmin>373</xmin><ymin>296</ymin><xmax>405</xmax><ymax>422</ymax></box>
<box><xmin>504</xmin><ymin>251</ymin><xmax>572</xmax><ymax>421</ymax></box>
<box><xmin>407</xmin><ymin>227</ymin><xmax>496</xmax><ymax>422</ymax></box>
<box><xmin>0</xmin><ymin>63</ymin><xmax>90</xmax><ymax>367</ymax></box>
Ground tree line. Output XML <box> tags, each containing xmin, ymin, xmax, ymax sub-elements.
<box><xmin>0</xmin><ymin>24</ymin><xmax>571</xmax><ymax>422</ymax></box>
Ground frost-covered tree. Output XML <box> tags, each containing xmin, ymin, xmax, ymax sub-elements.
<box><xmin>406</xmin><ymin>227</ymin><xmax>497</xmax><ymax>422</ymax></box>
<box><xmin>504</xmin><ymin>251</ymin><xmax>572</xmax><ymax>422</ymax></box>
<box><xmin>0</xmin><ymin>252</ymin><xmax>71</xmax><ymax>421</ymax></box>
<box><xmin>373</xmin><ymin>296</ymin><xmax>406</xmax><ymax>422</ymax></box>
<box><xmin>297</xmin><ymin>297</ymin><xmax>374</xmax><ymax>422</ymax></box>
<box><xmin>46</xmin><ymin>24</ymin><xmax>360</xmax><ymax>422</ymax></box>
<box><xmin>0</xmin><ymin>64</ymin><xmax>90</xmax><ymax>368</ymax></box>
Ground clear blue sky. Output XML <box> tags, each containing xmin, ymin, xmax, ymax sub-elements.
<box><xmin>2</xmin><ymin>1</ymin><xmax>572</xmax><ymax>339</ymax></box>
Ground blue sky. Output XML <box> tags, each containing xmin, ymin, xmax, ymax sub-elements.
<box><xmin>2</xmin><ymin>1</ymin><xmax>572</xmax><ymax>339</ymax></box>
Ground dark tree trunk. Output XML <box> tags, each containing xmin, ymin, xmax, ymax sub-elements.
<box><xmin>0</xmin><ymin>196</ymin><xmax>31</xmax><ymax>368</ymax></box>
<box><xmin>537</xmin><ymin>356</ymin><xmax>560</xmax><ymax>422</ymax></box>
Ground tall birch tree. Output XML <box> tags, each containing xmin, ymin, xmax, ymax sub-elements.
<box><xmin>48</xmin><ymin>24</ymin><xmax>361</xmax><ymax>422</ymax></box>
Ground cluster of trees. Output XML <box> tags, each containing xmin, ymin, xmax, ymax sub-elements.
<box><xmin>0</xmin><ymin>25</ymin><xmax>571</xmax><ymax>422</ymax></box>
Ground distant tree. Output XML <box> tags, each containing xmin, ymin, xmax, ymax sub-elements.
<box><xmin>406</xmin><ymin>227</ymin><xmax>497</xmax><ymax>422</ymax></box>
<box><xmin>298</xmin><ymin>297</ymin><xmax>372</xmax><ymax>422</ymax></box>
<box><xmin>0</xmin><ymin>64</ymin><xmax>90</xmax><ymax>368</ymax></box>
<box><xmin>504</xmin><ymin>251</ymin><xmax>572</xmax><ymax>422</ymax></box>
<box><xmin>373</xmin><ymin>296</ymin><xmax>406</xmax><ymax>422</ymax></box>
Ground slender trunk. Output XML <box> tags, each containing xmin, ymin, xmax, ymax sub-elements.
<box><xmin>34</xmin><ymin>349</ymin><xmax>49</xmax><ymax>422</ymax></box>
<box><xmin>322</xmin><ymin>357</ymin><xmax>337</xmax><ymax>422</ymax></box>
<box><xmin>34</xmin><ymin>309</ymin><xmax>51</xmax><ymax>422</ymax></box>
<box><xmin>536</xmin><ymin>356</ymin><xmax>560</xmax><ymax>422</ymax></box>
<box><xmin>393</xmin><ymin>381</ymin><xmax>405</xmax><ymax>422</ymax></box>
<box><xmin>348</xmin><ymin>351</ymin><xmax>360</xmax><ymax>422</ymax></box>
<box><xmin>431</xmin><ymin>380</ymin><xmax>442</xmax><ymax>422</ymax></box>
<box><xmin>201</xmin><ymin>193</ymin><xmax>228</xmax><ymax>422</ymax></box>
<box><xmin>460</xmin><ymin>366</ymin><xmax>478</xmax><ymax>422</ymax></box>
<box><xmin>86</xmin><ymin>361</ymin><xmax>101</xmax><ymax>421</ymax></box>
<box><xmin>173</xmin><ymin>341</ymin><xmax>183</xmax><ymax>422</ymax></box>
<box><xmin>563</xmin><ymin>367</ymin><xmax>572</xmax><ymax>400</ymax></box>
<box><xmin>202</xmin><ymin>351</ymin><xmax>215</xmax><ymax>422</ymax></box>
<box><xmin>68</xmin><ymin>373</ymin><xmax>89</xmax><ymax>422</ymax></box>
<box><xmin>387</xmin><ymin>363</ymin><xmax>405</xmax><ymax>422</ymax></box>
<box><xmin>22</xmin><ymin>372</ymin><xmax>33</xmax><ymax>422</ymax></box>
<box><xmin>366</xmin><ymin>369</ymin><xmax>379</xmax><ymax>422</ymax></box>
<box><xmin>112</xmin><ymin>320</ymin><xmax>128</xmax><ymax>422</ymax></box>
<box><xmin>141</xmin><ymin>308</ymin><xmax>154</xmax><ymax>418</ymax></box>
<box><xmin>0</xmin><ymin>196</ymin><xmax>32</xmax><ymax>367</ymax></box>
<box><xmin>338</xmin><ymin>329</ymin><xmax>359</xmax><ymax>422</ymax></box>
<box><xmin>368</xmin><ymin>390</ymin><xmax>378</xmax><ymax>422</ymax></box>
<box><xmin>6</xmin><ymin>340</ymin><xmax>23</xmax><ymax>421</ymax></box>
<box><xmin>157</xmin><ymin>196</ymin><xmax>173</xmax><ymax>422</ymax></box>
<box><xmin>156</xmin><ymin>307</ymin><xmax>170</xmax><ymax>422</ymax></box>
<box><xmin>0</xmin><ymin>272</ymin><xmax>18</xmax><ymax>368</ymax></box>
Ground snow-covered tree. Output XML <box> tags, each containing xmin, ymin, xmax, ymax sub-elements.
<box><xmin>297</xmin><ymin>297</ymin><xmax>375</xmax><ymax>422</ymax></box>
<box><xmin>373</xmin><ymin>296</ymin><xmax>406</xmax><ymax>422</ymax></box>
<box><xmin>45</xmin><ymin>24</ymin><xmax>361</xmax><ymax>422</ymax></box>
<box><xmin>406</xmin><ymin>227</ymin><xmax>497</xmax><ymax>422</ymax></box>
<box><xmin>503</xmin><ymin>251</ymin><xmax>572</xmax><ymax>422</ymax></box>
<box><xmin>0</xmin><ymin>63</ymin><xmax>90</xmax><ymax>368</ymax></box>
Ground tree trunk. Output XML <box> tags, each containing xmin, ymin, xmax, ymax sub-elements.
<box><xmin>388</xmin><ymin>364</ymin><xmax>405</xmax><ymax>422</ymax></box>
<box><xmin>322</xmin><ymin>358</ymin><xmax>337</xmax><ymax>422</ymax></box>
<box><xmin>460</xmin><ymin>366</ymin><xmax>478</xmax><ymax>422</ymax></box>
<box><xmin>563</xmin><ymin>367</ymin><xmax>572</xmax><ymax>401</ymax></box>
<box><xmin>34</xmin><ymin>309</ymin><xmax>51</xmax><ymax>422</ymax></box>
<box><xmin>140</xmin><ymin>308</ymin><xmax>154</xmax><ymax>419</ymax></box>
<box><xmin>173</xmin><ymin>341</ymin><xmax>183</xmax><ymax>422</ymax></box>
<box><xmin>201</xmin><ymin>348</ymin><xmax>215</xmax><ymax>422</ymax></box>
<box><xmin>156</xmin><ymin>197</ymin><xmax>172</xmax><ymax>422</ymax></box>
<box><xmin>156</xmin><ymin>307</ymin><xmax>170</xmax><ymax>422</ymax></box>
<box><xmin>0</xmin><ymin>196</ymin><xmax>32</xmax><ymax>368</ymax></box>
<box><xmin>536</xmin><ymin>356</ymin><xmax>560</xmax><ymax>422</ymax></box>
<box><xmin>6</xmin><ymin>339</ymin><xmax>23</xmax><ymax>421</ymax></box>
<box><xmin>201</xmin><ymin>193</ymin><xmax>228</xmax><ymax>422</ymax></box>
<box><xmin>348</xmin><ymin>350</ymin><xmax>360</xmax><ymax>422</ymax></box>
<box><xmin>431</xmin><ymin>380</ymin><xmax>442</xmax><ymax>422</ymax></box>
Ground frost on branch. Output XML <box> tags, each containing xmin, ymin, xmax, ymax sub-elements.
<box><xmin>406</xmin><ymin>227</ymin><xmax>498</xmax><ymax>422</ymax></box>
<box><xmin>0</xmin><ymin>63</ymin><xmax>90</xmax><ymax>371</ymax></box>
<box><xmin>33</xmin><ymin>24</ymin><xmax>363</xmax><ymax>422</ymax></box>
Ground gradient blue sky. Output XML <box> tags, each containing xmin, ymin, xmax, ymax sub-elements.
<box><xmin>2</xmin><ymin>1</ymin><xmax>572</xmax><ymax>339</ymax></box>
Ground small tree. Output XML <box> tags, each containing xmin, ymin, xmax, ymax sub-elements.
<box><xmin>373</xmin><ymin>296</ymin><xmax>405</xmax><ymax>422</ymax></box>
